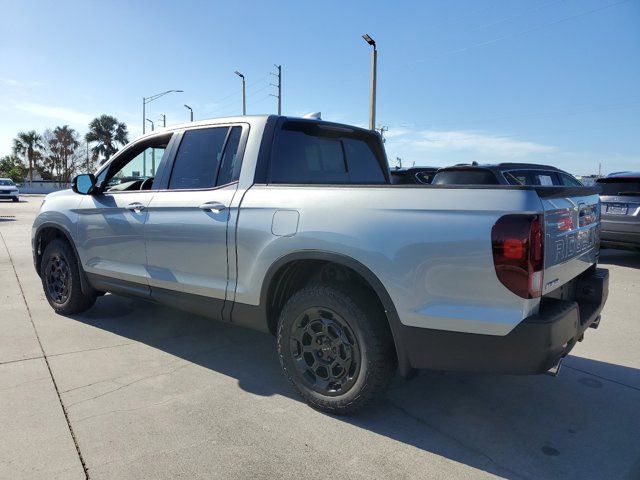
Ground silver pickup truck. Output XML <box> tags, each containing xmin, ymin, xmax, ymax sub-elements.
<box><xmin>32</xmin><ymin>115</ymin><xmax>608</xmax><ymax>413</ymax></box>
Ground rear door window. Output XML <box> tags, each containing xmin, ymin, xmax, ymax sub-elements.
<box><xmin>504</xmin><ymin>170</ymin><xmax>563</xmax><ymax>186</ymax></box>
<box><xmin>168</xmin><ymin>126</ymin><xmax>243</xmax><ymax>190</ymax></box>
<box><xmin>558</xmin><ymin>173</ymin><xmax>583</xmax><ymax>186</ymax></box>
<box><xmin>216</xmin><ymin>126</ymin><xmax>243</xmax><ymax>186</ymax></box>
<box><xmin>535</xmin><ymin>173</ymin><xmax>554</xmax><ymax>186</ymax></box>
<box><xmin>270</xmin><ymin>122</ymin><xmax>386</xmax><ymax>184</ymax></box>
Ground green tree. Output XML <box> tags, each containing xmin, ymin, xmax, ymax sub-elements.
<box><xmin>45</xmin><ymin>125</ymin><xmax>82</xmax><ymax>183</ymax></box>
<box><xmin>85</xmin><ymin>115</ymin><xmax>129</xmax><ymax>163</ymax></box>
<box><xmin>12</xmin><ymin>130</ymin><xmax>44</xmax><ymax>183</ymax></box>
<box><xmin>0</xmin><ymin>155</ymin><xmax>28</xmax><ymax>183</ymax></box>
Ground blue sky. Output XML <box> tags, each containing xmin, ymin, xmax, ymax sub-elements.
<box><xmin>1</xmin><ymin>0</ymin><xmax>638</xmax><ymax>174</ymax></box>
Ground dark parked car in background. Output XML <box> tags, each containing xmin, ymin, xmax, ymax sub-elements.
<box><xmin>432</xmin><ymin>163</ymin><xmax>583</xmax><ymax>187</ymax></box>
<box><xmin>597</xmin><ymin>172</ymin><xmax>640</xmax><ymax>251</ymax></box>
<box><xmin>390</xmin><ymin>166</ymin><xmax>438</xmax><ymax>184</ymax></box>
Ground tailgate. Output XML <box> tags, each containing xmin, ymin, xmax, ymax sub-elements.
<box><xmin>538</xmin><ymin>187</ymin><xmax>601</xmax><ymax>294</ymax></box>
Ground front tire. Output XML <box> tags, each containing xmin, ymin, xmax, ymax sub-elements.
<box><xmin>12</xmin><ymin>197</ymin><xmax>18</xmax><ymax>202</ymax></box>
<box><xmin>277</xmin><ymin>284</ymin><xmax>395</xmax><ymax>414</ymax></box>
<box><xmin>40</xmin><ymin>239</ymin><xmax>96</xmax><ymax>314</ymax></box>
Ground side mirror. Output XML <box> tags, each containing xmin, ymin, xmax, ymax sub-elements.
<box><xmin>71</xmin><ymin>174</ymin><xmax>97</xmax><ymax>195</ymax></box>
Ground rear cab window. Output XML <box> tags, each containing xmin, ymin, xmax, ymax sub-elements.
<box><xmin>597</xmin><ymin>178</ymin><xmax>640</xmax><ymax>197</ymax></box>
<box><xmin>269</xmin><ymin>121</ymin><xmax>387</xmax><ymax>184</ymax></box>
<box><xmin>432</xmin><ymin>169</ymin><xmax>499</xmax><ymax>185</ymax></box>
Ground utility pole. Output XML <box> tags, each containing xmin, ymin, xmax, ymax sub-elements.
<box><xmin>362</xmin><ymin>34</ymin><xmax>377</xmax><ymax>131</ymax></box>
<box><xmin>86</xmin><ymin>141</ymin><xmax>90</xmax><ymax>171</ymax></box>
<box><xmin>270</xmin><ymin>64</ymin><xmax>282</xmax><ymax>115</ymax></box>
<box><xmin>376</xmin><ymin>125</ymin><xmax>388</xmax><ymax>143</ymax></box>
<box><xmin>234</xmin><ymin>71</ymin><xmax>246</xmax><ymax>115</ymax></box>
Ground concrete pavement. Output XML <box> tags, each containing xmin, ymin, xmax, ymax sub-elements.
<box><xmin>1</xmin><ymin>196</ymin><xmax>639</xmax><ymax>479</ymax></box>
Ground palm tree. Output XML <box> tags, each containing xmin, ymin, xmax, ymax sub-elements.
<box><xmin>13</xmin><ymin>131</ymin><xmax>44</xmax><ymax>183</ymax></box>
<box><xmin>85</xmin><ymin>115</ymin><xmax>129</xmax><ymax>163</ymax></box>
<box><xmin>47</xmin><ymin>125</ymin><xmax>80</xmax><ymax>183</ymax></box>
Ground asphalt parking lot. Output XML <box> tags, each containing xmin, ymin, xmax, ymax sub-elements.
<box><xmin>1</xmin><ymin>196</ymin><xmax>639</xmax><ymax>480</ymax></box>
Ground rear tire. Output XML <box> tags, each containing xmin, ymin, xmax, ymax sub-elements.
<box><xmin>277</xmin><ymin>284</ymin><xmax>395</xmax><ymax>414</ymax></box>
<box><xmin>40</xmin><ymin>239</ymin><xmax>96</xmax><ymax>314</ymax></box>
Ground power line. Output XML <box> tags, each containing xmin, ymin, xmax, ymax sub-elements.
<box><xmin>204</xmin><ymin>73</ymin><xmax>271</xmax><ymax>112</ymax></box>
<box><xmin>432</xmin><ymin>0</ymin><xmax>632</xmax><ymax>58</ymax></box>
<box><xmin>421</xmin><ymin>2</ymin><xmax>504</xmax><ymax>34</ymax></box>
<box><xmin>384</xmin><ymin>120</ymin><xmax>640</xmax><ymax>146</ymax></box>
<box><xmin>404</xmin><ymin>95</ymin><xmax>640</xmax><ymax>131</ymax></box>
<box><xmin>205</xmin><ymin>82</ymin><xmax>274</xmax><ymax>116</ymax></box>
<box><xmin>419</xmin><ymin>0</ymin><xmax>563</xmax><ymax>53</ymax></box>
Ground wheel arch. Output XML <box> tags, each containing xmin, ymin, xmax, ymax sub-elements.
<box><xmin>34</xmin><ymin>222</ymin><xmax>95</xmax><ymax>296</ymax></box>
<box><xmin>259</xmin><ymin>250</ymin><xmax>412</xmax><ymax>376</ymax></box>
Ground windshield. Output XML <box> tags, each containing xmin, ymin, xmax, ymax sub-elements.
<box><xmin>597</xmin><ymin>178</ymin><xmax>640</xmax><ymax>196</ymax></box>
<box><xmin>0</xmin><ymin>179</ymin><xmax>15</xmax><ymax>186</ymax></box>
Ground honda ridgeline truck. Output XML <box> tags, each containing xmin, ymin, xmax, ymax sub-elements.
<box><xmin>32</xmin><ymin>115</ymin><xmax>608</xmax><ymax>413</ymax></box>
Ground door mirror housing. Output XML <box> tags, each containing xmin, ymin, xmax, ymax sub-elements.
<box><xmin>72</xmin><ymin>174</ymin><xmax>97</xmax><ymax>195</ymax></box>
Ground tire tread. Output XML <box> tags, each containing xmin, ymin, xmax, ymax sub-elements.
<box><xmin>277</xmin><ymin>284</ymin><xmax>395</xmax><ymax>414</ymax></box>
<box><xmin>41</xmin><ymin>238</ymin><xmax>96</xmax><ymax>314</ymax></box>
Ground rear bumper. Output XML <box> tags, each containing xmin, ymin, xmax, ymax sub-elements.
<box><xmin>600</xmin><ymin>229</ymin><xmax>640</xmax><ymax>250</ymax></box>
<box><xmin>399</xmin><ymin>267</ymin><xmax>609</xmax><ymax>374</ymax></box>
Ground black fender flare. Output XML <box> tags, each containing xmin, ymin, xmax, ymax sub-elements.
<box><xmin>34</xmin><ymin>222</ymin><xmax>96</xmax><ymax>297</ymax></box>
<box><xmin>260</xmin><ymin>250</ymin><xmax>412</xmax><ymax>376</ymax></box>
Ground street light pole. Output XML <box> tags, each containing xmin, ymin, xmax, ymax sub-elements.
<box><xmin>184</xmin><ymin>104</ymin><xmax>193</xmax><ymax>122</ymax></box>
<box><xmin>234</xmin><ymin>71</ymin><xmax>246</xmax><ymax>115</ymax></box>
<box><xmin>362</xmin><ymin>34</ymin><xmax>377</xmax><ymax>131</ymax></box>
<box><xmin>159</xmin><ymin>114</ymin><xmax>166</xmax><ymax>128</ymax></box>
<box><xmin>146</xmin><ymin>119</ymin><xmax>155</xmax><ymax>177</ymax></box>
<box><xmin>142</xmin><ymin>89</ymin><xmax>183</xmax><ymax>134</ymax></box>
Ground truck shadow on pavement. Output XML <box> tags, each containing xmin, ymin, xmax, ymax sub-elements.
<box><xmin>73</xmin><ymin>294</ymin><xmax>640</xmax><ymax>480</ymax></box>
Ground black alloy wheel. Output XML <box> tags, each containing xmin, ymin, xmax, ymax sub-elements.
<box><xmin>277</xmin><ymin>284</ymin><xmax>395</xmax><ymax>414</ymax></box>
<box><xmin>44</xmin><ymin>254</ymin><xmax>71</xmax><ymax>305</ymax></box>
<box><xmin>289</xmin><ymin>306</ymin><xmax>361</xmax><ymax>396</ymax></box>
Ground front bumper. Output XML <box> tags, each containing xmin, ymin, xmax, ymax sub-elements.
<box><xmin>398</xmin><ymin>267</ymin><xmax>609</xmax><ymax>374</ymax></box>
<box><xmin>0</xmin><ymin>191</ymin><xmax>19</xmax><ymax>199</ymax></box>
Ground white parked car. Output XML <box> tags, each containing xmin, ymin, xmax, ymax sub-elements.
<box><xmin>0</xmin><ymin>178</ymin><xmax>19</xmax><ymax>202</ymax></box>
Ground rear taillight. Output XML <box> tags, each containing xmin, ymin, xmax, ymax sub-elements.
<box><xmin>491</xmin><ymin>214</ymin><xmax>544</xmax><ymax>298</ymax></box>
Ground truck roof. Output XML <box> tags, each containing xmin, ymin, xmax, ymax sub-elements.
<box><xmin>439</xmin><ymin>163</ymin><xmax>562</xmax><ymax>172</ymax></box>
<box><xmin>603</xmin><ymin>171</ymin><xmax>640</xmax><ymax>179</ymax></box>
<box><xmin>137</xmin><ymin>115</ymin><xmax>378</xmax><ymax>141</ymax></box>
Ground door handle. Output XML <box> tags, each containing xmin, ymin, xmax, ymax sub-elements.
<box><xmin>199</xmin><ymin>201</ymin><xmax>226</xmax><ymax>213</ymax></box>
<box><xmin>125</xmin><ymin>202</ymin><xmax>145</xmax><ymax>212</ymax></box>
